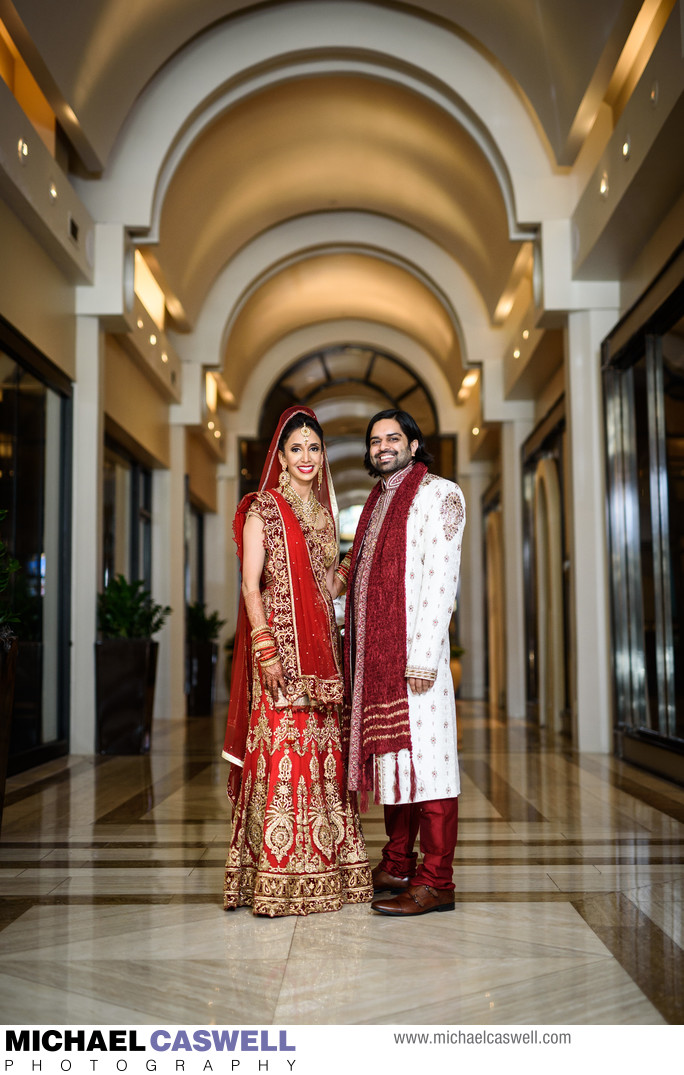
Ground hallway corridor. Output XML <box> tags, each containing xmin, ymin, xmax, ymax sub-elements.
<box><xmin>0</xmin><ymin>702</ymin><xmax>682</xmax><ymax>1026</ymax></box>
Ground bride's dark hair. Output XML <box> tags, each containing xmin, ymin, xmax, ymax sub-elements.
<box><xmin>278</xmin><ymin>412</ymin><xmax>325</xmax><ymax>452</ymax></box>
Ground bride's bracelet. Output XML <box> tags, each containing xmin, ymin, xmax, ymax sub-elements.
<box><xmin>251</xmin><ymin>625</ymin><xmax>275</xmax><ymax>651</ymax></box>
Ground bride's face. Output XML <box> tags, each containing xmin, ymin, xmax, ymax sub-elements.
<box><xmin>278</xmin><ymin>428</ymin><xmax>323</xmax><ymax>492</ymax></box>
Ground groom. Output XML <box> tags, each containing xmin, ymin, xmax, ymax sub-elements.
<box><xmin>337</xmin><ymin>409</ymin><xmax>466</xmax><ymax>916</ymax></box>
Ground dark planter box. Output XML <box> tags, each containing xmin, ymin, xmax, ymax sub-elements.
<box><xmin>186</xmin><ymin>641</ymin><xmax>218</xmax><ymax>716</ymax></box>
<box><xmin>0</xmin><ymin>639</ymin><xmax>18</xmax><ymax>831</ymax></box>
<box><xmin>10</xmin><ymin>640</ymin><xmax>42</xmax><ymax>753</ymax></box>
<box><xmin>95</xmin><ymin>639</ymin><xmax>158</xmax><ymax>754</ymax></box>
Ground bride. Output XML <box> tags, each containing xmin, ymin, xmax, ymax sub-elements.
<box><xmin>222</xmin><ymin>405</ymin><xmax>373</xmax><ymax>916</ymax></box>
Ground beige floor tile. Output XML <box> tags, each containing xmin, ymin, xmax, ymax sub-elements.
<box><xmin>369</xmin><ymin>958</ymin><xmax>665</xmax><ymax>1025</ymax></box>
<box><xmin>0</xmin><ymin>957</ymin><xmax>286</xmax><ymax>1024</ymax></box>
<box><xmin>0</xmin><ymin>902</ymin><xmax>295</xmax><ymax>960</ymax></box>
<box><xmin>49</xmin><ymin>866</ymin><xmax>224</xmax><ymax>896</ymax></box>
<box><xmin>273</xmin><ymin>951</ymin><xmax>608</xmax><ymax>1024</ymax></box>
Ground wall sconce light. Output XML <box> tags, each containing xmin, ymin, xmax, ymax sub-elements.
<box><xmin>599</xmin><ymin>172</ymin><xmax>609</xmax><ymax>199</ymax></box>
<box><xmin>17</xmin><ymin>138</ymin><xmax>29</xmax><ymax>163</ymax></box>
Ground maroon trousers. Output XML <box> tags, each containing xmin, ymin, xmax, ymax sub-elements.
<box><xmin>380</xmin><ymin>797</ymin><xmax>459</xmax><ymax>891</ymax></box>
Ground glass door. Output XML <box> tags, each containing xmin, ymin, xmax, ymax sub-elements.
<box><xmin>604</xmin><ymin>318</ymin><xmax>684</xmax><ymax>775</ymax></box>
<box><xmin>0</xmin><ymin>334</ymin><xmax>71</xmax><ymax>772</ymax></box>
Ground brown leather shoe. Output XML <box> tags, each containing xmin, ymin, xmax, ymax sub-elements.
<box><xmin>371</xmin><ymin>883</ymin><xmax>455</xmax><ymax>916</ymax></box>
<box><xmin>371</xmin><ymin>864</ymin><xmax>411</xmax><ymax>894</ymax></box>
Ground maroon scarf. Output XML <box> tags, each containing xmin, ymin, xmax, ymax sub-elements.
<box><xmin>344</xmin><ymin>462</ymin><xmax>427</xmax><ymax>800</ymax></box>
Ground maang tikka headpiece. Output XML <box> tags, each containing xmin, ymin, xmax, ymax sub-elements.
<box><xmin>300</xmin><ymin>423</ymin><xmax>311</xmax><ymax>443</ymax></box>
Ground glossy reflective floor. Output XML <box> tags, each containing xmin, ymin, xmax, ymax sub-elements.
<box><xmin>1</xmin><ymin>701</ymin><xmax>683</xmax><ymax>1025</ymax></box>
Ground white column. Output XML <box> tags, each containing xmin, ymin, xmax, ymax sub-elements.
<box><xmin>457</xmin><ymin>467</ymin><xmax>489</xmax><ymax>699</ymax></box>
<box><xmin>152</xmin><ymin>424</ymin><xmax>186</xmax><ymax>722</ymax></box>
<box><xmin>70</xmin><ymin>316</ymin><xmax>103</xmax><ymax>754</ymax></box>
<box><xmin>204</xmin><ymin>467</ymin><xmax>235</xmax><ymax>704</ymax></box>
<box><xmin>565</xmin><ymin>309</ymin><xmax>615</xmax><ymax>752</ymax></box>
<box><xmin>501</xmin><ymin>418</ymin><xmax>534</xmax><ymax>718</ymax></box>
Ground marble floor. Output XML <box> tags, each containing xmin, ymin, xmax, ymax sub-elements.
<box><xmin>0</xmin><ymin>701</ymin><xmax>683</xmax><ymax>1025</ymax></box>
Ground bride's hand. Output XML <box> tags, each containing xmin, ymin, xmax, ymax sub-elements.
<box><xmin>262</xmin><ymin>659</ymin><xmax>287</xmax><ymax>702</ymax></box>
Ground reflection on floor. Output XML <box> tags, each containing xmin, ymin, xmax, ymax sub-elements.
<box><xmin>1</xmin><ymin>700</ymin><xmax>683</xmax><ymax>1025</ymax></box>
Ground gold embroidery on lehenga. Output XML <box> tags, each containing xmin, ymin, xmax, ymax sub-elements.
<box><xmin>264</xmin><ymin>751</ymin><xmax>295</xmax><ymax>863</ymax></box>
<box><xmin>323</xmin><ymin>748</ymin><xmax>347</xmax><ymax>850</ymax></box>
<box><xmin>308</xmin><ymin>754</ymin><xmax>335</xmax><ymax>858</ymax></box>
<box><xmin>245</xmin><ymin>753</ymin><xmax>268</xmax><ymax>859</ymax></box>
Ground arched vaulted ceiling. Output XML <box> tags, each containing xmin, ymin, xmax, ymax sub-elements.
<box><xmin>2</xmin><ymin>0</ymin><xmax>644</xmax><ymax>168</ymax></box>
<box><xmin>220</xmin><ymin>252</ymin><xmax>463</xmax><ymax>404</ymax></box>
<box><xmin>155</xmin><ymin>74</ymin><xmax>516</xmax><ymax>328</ymax></box>
<box><xmin>2</xmin><ymin>0</ymin><xmax>672</xmax><ymax>453</ymax></box>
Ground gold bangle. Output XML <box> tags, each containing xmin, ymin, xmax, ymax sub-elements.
<box><xmin>260</xmin><ymin>655</ymin><xmax>281</xmax><ymax>669</ymax></box>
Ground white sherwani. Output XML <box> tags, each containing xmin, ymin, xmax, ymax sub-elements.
<box><xmin>350</xmin><ymin>470</ymin><xmax>466</xmax><ymax>804</ymax></box>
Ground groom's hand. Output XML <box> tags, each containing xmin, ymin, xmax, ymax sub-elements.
<box><xmin>408</xmin><ymin>676</ymin><xmax>432</xmax><ymax>695</ymax></box>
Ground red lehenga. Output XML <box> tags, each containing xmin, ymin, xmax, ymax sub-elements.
<box><xmin>223</xmin><ymin>408</ymin><xmax>372</xmax><ymax>917</ymax></box>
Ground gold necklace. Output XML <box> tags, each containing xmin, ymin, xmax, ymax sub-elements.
<box><xmin>282</xmin><ymin>481</ymin><xmax>321</xmax><ymax>527</ymax></box>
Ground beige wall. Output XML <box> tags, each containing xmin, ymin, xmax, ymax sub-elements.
<box><xmin>103</xmin><ymin>335</ymin><xmax>170</xmax><ymax>466</ymax></box>
<box><xmin>0</xmin><ymin>199</ymin><xmax>76</xmax><ymax>378</ymax></box>
<box><xmin>186</xmin><ymin>430</ymin><xmax>218</xmax><ymax>513</ymax></box>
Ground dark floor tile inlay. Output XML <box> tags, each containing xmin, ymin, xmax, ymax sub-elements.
<box><xmin>573</xmin><ymin>892</ymin><xmax>684</xmax><ymax>1025</ymax></box>
<box><xmin>460</xmin><ymin>759</ymin><xmax>546</xmax><ymax>821</ymax></box>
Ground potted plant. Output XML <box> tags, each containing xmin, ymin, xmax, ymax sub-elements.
<box><xmin>0</xmin><ymin>510</ymin><xmax>20</xmax><ymax>831</ymax></box>
<box><xmin>95</xmin><ymin>575</ymin><xmax>171</xmax><ymax>754</ymax></box>
<box><xmin>186</xmin><ymin>601</ymin><xmax>226</xmax><ymax>716</ymax></box>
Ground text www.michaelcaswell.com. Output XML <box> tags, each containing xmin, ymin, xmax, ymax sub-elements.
<box><xmin>393</xmin><ymin>1030</ymin><xmax>571</xmax><ymax>1046</ymax></box>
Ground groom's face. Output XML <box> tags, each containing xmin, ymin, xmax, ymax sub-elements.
<box><xmin>368</xmin><ymin>419</ymin><xmax>418</xmax><ymax>475</ymax></box>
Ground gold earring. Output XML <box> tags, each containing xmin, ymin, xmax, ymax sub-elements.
<box><xmin>279</xmin><ymin>461</ymin><xmax>290</xmax><ymax>489</ymax></box>
<box><xmin>317</xmin><ymin>466</ymin><xmax>323</xmax><ymax>491</ymax></box>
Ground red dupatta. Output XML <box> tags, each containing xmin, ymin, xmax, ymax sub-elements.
<box><xmin>223</xmin><ymin>406</ymin><xmax>340</xmax><ymax>802</ymax></box>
